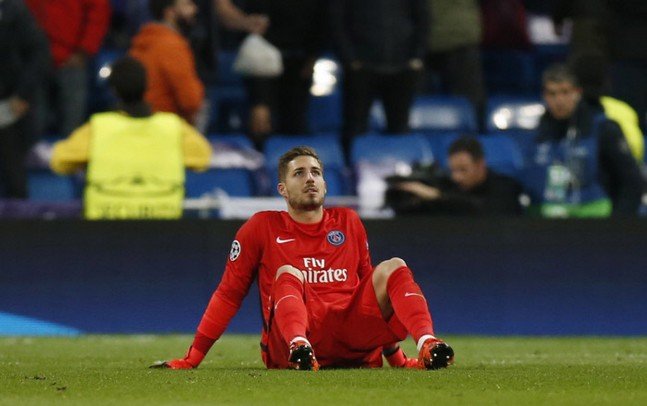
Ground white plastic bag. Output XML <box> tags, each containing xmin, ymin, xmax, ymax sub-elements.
<box><xmin>233</xmin><ymin>34</ymin><xmax>283</xmax><ymax>77</ymax></box>
<box><xmin>0</xmin><ymin>99</ymin><xmax>19</xmax><ymax>129</ymax></box>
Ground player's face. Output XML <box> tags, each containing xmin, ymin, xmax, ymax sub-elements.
<box><xmin>448</xmin><ymin>151</ymin><xmax>486</xmax><ymax>191</ymax></box>
<box><xmin>543</xmin><ymin>80</ymin><xmax>581</xmax><ymax>120</ymax></box>
<box><xmin>278</xmin><ymin>156</ymin><xmax>326</xmax><ymax>211</ymax></box>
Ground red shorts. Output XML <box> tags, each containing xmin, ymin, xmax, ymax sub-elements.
<box><xmin>261</xmin><ymin>270</ymin><xmax>408</xmax><ymax>369</ymax></box>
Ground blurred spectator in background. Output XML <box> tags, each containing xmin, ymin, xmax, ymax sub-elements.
<box><xmin>243</xmin><ymin>0</ymin><xmax>326</xmax><ymax>149</ymax></box>
<box><xmin>551</xmin><ymin>0</ymin><xmax>609</xmax><ymax>64</ymax></box>
<box><xmin>50</xmin><ymin>56</ymin><xmax>211</xmax><ymax>220</ymax></box>
<box><xmin>479</xmin><ymin>0</ymin><xmax>531</xmax><ymax>50</ymax></box>
<box><xmin>129</xmin><ymin>0</ymin><xmax>204</xmax><ymax>126</ymax></box>
<box><xmin>214</xmin><ymin>0</ymin><xmax>269</xmax><ymax>34</ymax></box>
<box><xmin>191</xmin><ymin>0</ymin><xmax>268</xmax><ymax>86</ymax></box>
<box><xmin>26</xmin><ymin>0</ymin><xmax>111</xmax><ymax>138</ymax></box>
<box><xmin>0</xmin><ymin>0</ymin><xmax>49</xmax><ymax>198</ymax></box>
<box><xmin>607</xmin><ymin>0</ymin><xmax>647</xmax><ymax>132</ymax></box>
<box><xmin>524</xmin><ymin>64</ymin><xmax>643</xmax><ymax>218</ymax></box>
<box><xmin>571</xmin><ymin>53</ymin><xmax>644</xmax><ymax>163</ymax></box>
<box><xmin>330</xmin><ymin>0</ymin><xmax>430</xmax><ymax>154</ymax></box>
<box><xmin>425</xmin><ymin>0</ymin><xmax>486</xmax><ymax>128</ymax></box>
<box><xmin>386</xmin><ymin>137</ymin><xmax>523</xmax><ymax>216</ymax></box>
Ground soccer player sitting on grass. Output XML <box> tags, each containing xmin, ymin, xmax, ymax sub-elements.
<box><xmin>153</xmin><ymin>146</ymin><xmax>454</xmax><ymax>370</ymax></box>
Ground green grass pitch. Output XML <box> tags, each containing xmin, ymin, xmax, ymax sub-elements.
<box><xmin>1</xmin><ymin>335</ymin><xmax>646</xmax><ymax>405</ymax></box>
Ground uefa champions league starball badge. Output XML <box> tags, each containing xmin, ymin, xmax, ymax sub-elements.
<box><xmin>229</xmin><ymin>240</ymin><xmax>241</xmax><ymax>261</ymax></box>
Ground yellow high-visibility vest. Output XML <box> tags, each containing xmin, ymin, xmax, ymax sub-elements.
<box><xmin>601</xmin><ymin>96</ymin><xmax>644</xmax><ymax>162</ymax></box>
<box><xmin>85</xmin><ymin>112</ymin><xmax>185</xmax><ymax>219</ymax></box>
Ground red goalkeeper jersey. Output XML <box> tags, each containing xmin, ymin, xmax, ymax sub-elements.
<box><xmin>196</xmin><ymin>207</ymin><xmax>373</xmax><ymax>345</ymax></box>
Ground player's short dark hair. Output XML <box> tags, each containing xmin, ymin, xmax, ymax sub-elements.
<box><xmin>149</xmin><ymin>0</ymin><xmax>176</xmax><ymax>20</ymax></box>
<box><xmin>448</xmin><ymin>136</ymin><xmax>484</xmax><ymax>161</ymax></box>
<box><xmin>542</xmin><ymin>63</ymin><xmax>579</xmax><ymax>88</ymax></box>
<box><xmin>108</xmin><ymin>56</ymin><xmax>147</xmax><ymax>104</ymax></box>
<box><xmin>278</xmin><ymin>146</ymin><xmax>324</xmax><ymax>182</ymax></box>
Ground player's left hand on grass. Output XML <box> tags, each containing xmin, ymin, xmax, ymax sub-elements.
<box><xmin>149</xmin><ymin>345</ymin><xmax>205</xmax><ymax>369</ymax></box>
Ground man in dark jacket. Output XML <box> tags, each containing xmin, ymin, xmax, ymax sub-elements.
<box><xmin>0</xmin><ymin>0</ymin><xmax>50</xmax><ymax>198</ymax></box>
<box><xmin>330</xmin><ymin>0</ymin><xmax>430</xmax><ymax>154</ymax></box>
<box><xmin>607</xmin><ymin>0</ymin><xmax>647</xmax><ymax>132</ymax></box>
<box><xmin>524</xmin><ymin>64</ymin><xmax>643</xmax><ymax>217</ymax></box>
<box><xmin>386</xmin><ymin>137</ymin><xmax>524</xmax><ymax>216</ymax></box>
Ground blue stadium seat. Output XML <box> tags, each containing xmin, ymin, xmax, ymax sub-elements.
<box><xmin>428</xmin><ymin>133</ymin><xmax>526</xmax><ymax>177</ymax></box>
<box><xmin>477</xmin><ymin>134</ymin><xmax>525</xmax><ymax>177</ymax></box>
<box><xmin>185</xmin><ymin>168</ymin><xmax>255</xmax><ymax>197</ymax></box>
<box><xmin>350</xmin><ymin>133</ymin><xmax>434</xmax><ymax>167</ymax></box>
<box><xmin>482</xmin><ymin>50</ymin><xmax>537</xmax><ymax>95</ymax></box>
<box><xmin>409</xmin><ymin>96</ymin><xmax>478</xmax><ymax>133</ymax></box>
<box><xmin>308</xmin><ymin>90</ymin><xmax>342</xmax><ymax>132</ymax></box>
<box><xmin>207</xmin><ymin>133</ymin><xmax>254</xmax><ymax>149</ymax></box>
<box><xmin>492</xmin><ymin>129</ymin><xmax>538</xmax><ymax>161</ymax></box>
<box><xmin>486</xmin><ymin>96</ymin><xmax>545</xmax><ymax>132</ymax></box>
<box><xmin>217</xmin><ymin>51</ymin><xmax>244</xmax><ymax>87</ymax></box>
<box><xmin>210</xmin><ymin>51</ymin><xmax>248</xmax><ymax>133</ymax></box>
<box><xmin>208</xmin><ymin>86</ymin><xmax>248</xmax><ymax>133</ymax></box>
<box><xmin>264</xmin><ymin>134</ymin><xmax>348</xmax><ymax>196</ymax></box>
<box><xmin>28</xmin><ymin>170</ymin><xmax>77</xmax><ymax>202</ymax></box>
<box><xmin>426</xmin><ymin>132</ymin><xmax>462</xmax><ymax>168</ymax></box>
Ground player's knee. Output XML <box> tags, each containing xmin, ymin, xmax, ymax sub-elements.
<box><xmin>374</xmin><ymin>257</ymin><xmax>407</xmax><ymax>281</ymax></box>
<box><xmin>275</xmin><ymin>265</ymin><xmax>304</xmax><ymax>283</ymax></box>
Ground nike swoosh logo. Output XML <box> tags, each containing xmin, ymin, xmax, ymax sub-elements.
<box><xmin>276</xmin><ymin>237</ymin><xmax>296</xmax><ymax>244</ymax></box>
<box><xmin>404</xmin><ymin>292</ymin><xmax>426</xmax><ymax>299</ymax></box>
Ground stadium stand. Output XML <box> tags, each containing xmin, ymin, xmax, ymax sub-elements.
<box><xmin>351</xmin><ymin>133</ymin><xmax>434</xmax><ymax>167</ymax></box>
<box><xmin>87</xmin><ymin>47</ymin><xmax>125</xmax><ymax>115</ymax></box>
<box><xmin>409</xmin><ymin>96</ymin><xmax>478</xmax><ymax>134</ymax></box>
<box><xmin>308</xmin><ymin>90</ymin><xmax>343</xmax><ymax>133</ymax></box>
<box><xmin>477</xmin><ymin>134</ymin><xmax>525</xmax><ymax>178</ymax></box>
<box><xmin>185</xmin><ymin>168</ymin><xmax>255</xmax><ymax>198</ymax></box>
<box><xmin>209</xmin><ymin>51</ymin><xmax>248</xmax><ymax>133</ymax></box>
<box><xmin>481</xmin><ymin>50</ymin><xmax>537</xmax><ymax>95</ymax></box>
<box><xmin>485</xmin><ymin>95</ymin><xmax>545</xmax><ymax>132</ymax></box>
<box><xmin>27</xmin><ymin>170</ymin><xmax>77</xmax><ymax>202</ymax></box>
<box><xmin>425</xmin><ymin>132</ymin><xmax>462</xmax><ymax>168</ymax></box>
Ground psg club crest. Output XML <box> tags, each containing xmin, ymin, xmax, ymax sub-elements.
<box><xmin>326</xmin><ymin>230</ymin><xmax>345</xmax><ymax>246</ymax></box>
<box><xmin>229</xmin><ymin>240</ymin><xmax>241</xmax><ymax>261</ymax></box>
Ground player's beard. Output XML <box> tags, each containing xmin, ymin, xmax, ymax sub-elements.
<box><xmin>288</xmin><ymin>193</ymin><xmax>324</xmax><ymax>212</ymax></box>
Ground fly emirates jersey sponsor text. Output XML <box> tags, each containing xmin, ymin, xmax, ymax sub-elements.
<box><xmin>217</xmin><ymin>207</ymin><xmax>373</xmax><ymax>331</ymax></box>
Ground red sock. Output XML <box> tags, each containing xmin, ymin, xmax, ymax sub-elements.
<box><xmin>386</xmin><ymin>266</ymin><xmax>434</xmax><ymax>343</ymax></box>
<box><xmin>272</xmin><ymin>272</ymin><xmax>308</xmax><ymax>345</ymax></box>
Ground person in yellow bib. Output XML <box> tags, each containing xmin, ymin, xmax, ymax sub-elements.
<box><xmin>522</xmin><ymin>64</ymin><xmax>643</xmax><ymax>218</ymax></box>
<box><xmin>50</xmin><ymin>56</ymin><xmax>212</xmax><ymax>219</ymax></box>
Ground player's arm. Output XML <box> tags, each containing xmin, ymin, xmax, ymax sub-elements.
<box><xmin>354</xmin><ymin>211</ymin><xmax>373</xmax><ymax>279</ymax></box>
<box><xmin>152</xmin><ymin>216</ymin><xmax>264</xmax><ymax>369</ymax></box>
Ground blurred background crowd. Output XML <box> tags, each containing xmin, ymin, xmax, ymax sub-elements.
<box><xmin>1</xmin><ymin>0</ymin><xmax>646</xmax><ymax>219</ymax></box>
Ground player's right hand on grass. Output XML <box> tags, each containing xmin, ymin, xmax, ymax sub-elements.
<box><xmin>150</xmin><ymin>359</ymin><xmax>194</xmax><ymax>369</ymax></box>
<box><xmin>149</xmin><ymin>345</ymin><xmax>205</xmax><ymax>369</ymax></box>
